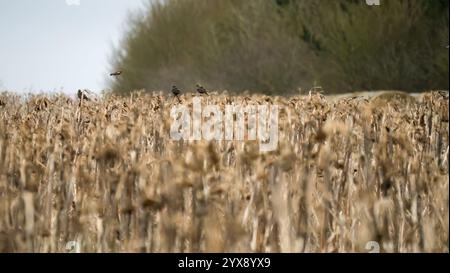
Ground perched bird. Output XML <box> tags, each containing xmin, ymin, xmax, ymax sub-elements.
<box><xmin>77</xmin><ymin>89</ymin><xmax>90</xmax><ymax>101</ymax></box>
<box><xmin>110</xmin><ymin>70</ymin><xmax>122</xmax><ymax>77</ymax></box>
<box><xmin>0</xmin><ymin>99</ymin><xmax>5</xmax><ymax>107</ymax></box>
<box><xmin>196</xmin><ymin>84</ymin><xmax>208</xmax><ymax>95</ymax></box>
<box><xmin>436</xmin><ymin>90</ymin><xmax>449</xmax><ymax>99</ymax></box>
<box><xmin>171</xmin><ymin>85</ymin><xmax>182</xmax><ymax>102</ymax></box>
<box><xmin>172</xmin><ymin>85</ymin><xmax>181</xmax><ymax>96</ymax></box>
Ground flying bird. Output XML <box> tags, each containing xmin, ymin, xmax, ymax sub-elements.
<box><xmin>110</xmin><ymin>71</ymin><xmax>122</xmax><ymax>77</ymax></box>
<box><xmin>196</xmin><ymin>84</ymin><xmax>208</xmax><ymax>95</ymax></box>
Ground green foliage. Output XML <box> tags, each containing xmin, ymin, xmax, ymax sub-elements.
<box><xmin>110</xmin><ymin>0</ymin><xmax>449</xmax><ymax>94</ymax></box>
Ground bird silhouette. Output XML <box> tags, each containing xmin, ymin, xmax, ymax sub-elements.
<box><xmin>171</xmin><ymin>85</ymin><xmax>182</xmax><ymax>103</ymax></box>
<box><xmin>196</xmin><ymin>84</ymin><xmax>208</xmax><ymax>95</ymax></box>
<box><xmin>77</xmin><ymin>89</ymin><xmax>91</xmax><ymax>101</ymax></box>
<box><xmin>172</xmin><ymin>85</ymin><xmax>181</xmax><ymax>96</ymax></box>
<box><xmin>110</xmin><ymin>71</ymin><xmax>122</xmax><ymax>77</ymax></box>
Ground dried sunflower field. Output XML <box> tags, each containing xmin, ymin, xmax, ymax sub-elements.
<box><xmin>0</xmin><ymin>90</ymin><xmax>448</xmax><ymax>253</ymax></box>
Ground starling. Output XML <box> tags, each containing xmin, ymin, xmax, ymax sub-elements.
<box><xmin>437</xmin><ymin>90</ymin><xmax>449</xmax><ymax>99</ymax></box>
<box><xmin>78</xmin><ymin>89</ymin><xmax>90</xmax><ymax>101</ymax></box>
<box><xmin>171</xmin><ymin>85</ymin><xmax>182</xmax><ymax>102</ymax></box>
<box><xmin>196</xmin><ymin>84</ymin><xmax>208</xmax><ymax>95</ymax></box>
<box><xmin>172</xmin><ymin>85</ymin><xmax>181</xmax><ymax>96</ymax></box>
<box><xmin>110</xmin><ymin>71</ymin><xmax>122</xmax><ymax>77</ymax></box>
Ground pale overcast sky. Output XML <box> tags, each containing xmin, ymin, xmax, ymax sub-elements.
<box><xmin>0</xmin><ymin>0</ymin><xmax>147</xmax><ymax>93</ymax></box>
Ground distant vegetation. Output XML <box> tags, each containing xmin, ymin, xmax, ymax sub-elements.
<box><xmin>110</xmin><ymin>0</ymin><xmax>449</xmax><ymax>95</ymax></box>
